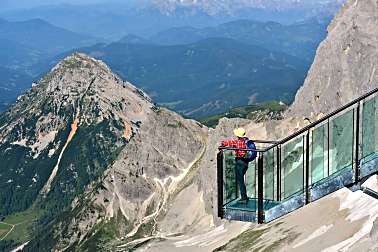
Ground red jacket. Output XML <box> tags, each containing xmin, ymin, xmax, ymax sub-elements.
<box><xmin>221</xmin><ymin>138</ymin><xmax>248</xmax><ymax>158</ymax></box>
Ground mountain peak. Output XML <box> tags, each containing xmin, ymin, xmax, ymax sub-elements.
<box><xmin>3</xmin><ymin>53</ymin><xmax>153</xmax><ymax>145</ymax></box>
<box><xmin>44</xmin><ymin>53</ymin><xmax>149</xmax><ymax>101</ymax></box>
<box><xmin>0</xmin><ymin>51</ymin><xmax>206</xmax><ymax>251</ymax></box>
<box><xmin>51</xmin><ymin>52</ymin><xmax>112</xmax><ymax>75</ymax></box>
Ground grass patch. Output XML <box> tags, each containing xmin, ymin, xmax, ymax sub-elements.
<box><xmin>199</xmin><ymin>101</ymin><xmax>287</xmax><ymax>128</ymax></box>
<box><xmin>213</xmin><ymin>224</ymin><xmax>300</xmax><ymax>252</ymax></box>
<box><xmin>0</xmin><ymin>230</ymin><xmax>6</xmax><ymax>237</ymax></box>
<box><xmin>78</xmin><ymin>209</ymin><xmax>132</xmax><ymax>251</ymax></box>
<box><xmin>0</xmin><ymin>223</ymin><xmax>12</xmax><ymax>239</ymax></box>
<box><xmin>2</xmin><ymin>208</ymin><xmax>41</xmax><ymax>242</ymax></box>
<box><xmin>213</xmin><ymin>228</ymin><xmax>267</xmax><ymax>252</ymax></box>
<box><xmin>0</xmin><ymin>223</ymin><xmax>11</xmax><ymax>229</ymax></box>
<box><xmin>165</xmin><ymin>120</ymin><xmax>184</xmax><ymax>128</ymax></box>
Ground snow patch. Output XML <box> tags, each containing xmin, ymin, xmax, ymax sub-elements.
<box><xmin>48</xmin><ymin>148</ymin><xmax>56</xmax><ymax>157</ymax></box>
<box><xmin>10</xmin><ymin>130</ymin><xmax>58</xmax><ymax>159</ymax></box>
<box><xmin>293</xmin><ymin>224</ymin><xmax>333</xmax><ymax>248</ymax></box>
<box><xmin>173</xmin><ymin>223</ymin><xmax>251</xmax><ymax>248</ymax></box>
<box><xmin>363</xmin><ymin>175</ymin><xmax>378</xmax><ymax>191</ymax></box>
<box><xmin>11</xmin><ymin>139</ymin><xmax>28</xmax><ymax>147</ymax></box>
<box><xmin>32</xmin><ymin>130</ymin><xmax>58</xmax><ymax>159</ymax></box>
<box><xmin>174</xmin><ymin>225</ymin><xmax>227</xmax><ymax>247</ymax></box>
<box><xmin>10</xmin><ymin>241</ymin><xmax>29</xmax><ymax>252</ymax></box>
<box><xmin>323</xmin><ymin>176</ymin><xmax>378</xmax><ymax>252</ymax></box>
<box><xmin>199</xmin><ymin>191</ymin><xmax>204</xmax><ymax>203</ymax></box>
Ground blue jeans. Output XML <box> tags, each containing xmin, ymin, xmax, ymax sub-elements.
<box><xmin>235</xmin><ymin>158</ymin><xmax>249</xmax><ymax>199</ymax></box>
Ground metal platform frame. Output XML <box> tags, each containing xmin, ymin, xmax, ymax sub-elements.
<box><xmin>217</xmin><ymin>87</ymin><xmax>378</xmax><ymax>224</ymax></box>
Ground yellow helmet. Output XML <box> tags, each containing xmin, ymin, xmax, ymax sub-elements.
<box><xmin>234</xmin><ymin>128</ymin><xmax>246</xmax><ymax>138</ymax></box>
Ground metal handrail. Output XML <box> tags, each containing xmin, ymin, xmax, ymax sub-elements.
<box><xmin>218</xmin><ymin>146</ymin><xmax>267</xmax><ymax>153</ymax></box>
<box><xmin>217</xmin><ymin>87</ymin><xmax>378</xmax><ymax>153</ymax></box>
<box><xmin>263</xmin><ymin>86</ymin><xmax>378</xmax><ymax>151</ymax></box>
<box><xmin>253</xmin><ymin>140</ymin><xmax>279</xmax><ymax>144</ymax></box>
<box><xmin>218</xmin><ymin>139</ymin><xmax>278</xmax><ymax>152</ymax></box>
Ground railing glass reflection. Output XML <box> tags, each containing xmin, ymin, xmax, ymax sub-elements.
<box><xmin>362</xmin><ymin>95</ymin><xmax>378</xmax><ymax>163</ymax></box>
<box><xmin>281</xmin><ymin>136</ymin><xmax>304</xmax><ymax>199</ymax></box>
<box><xmin>329</xmin><ymin>109</ymin><xmax>355</xmax><ymax>174</ymax></box>
<box><xmin>311</xmin><ymin>123</ymin><xmax>327</xmax><ymax>184</ymax></box>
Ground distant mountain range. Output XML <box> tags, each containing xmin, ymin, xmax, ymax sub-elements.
<box><xmin>0</xmin><ymin>18</ymin><xmax>95</xmax><ymax>54</ymax></box>
<box><xmin>63</xmin><ymin>19</ymin><xmax>324</xmax><ymax>117</ymax></box>
<box><xmin>0</xmin><ymin>18</ymin><xmax>98</xmax><ymax>112</ymax></box>
<box><xmin>0</xmin><ymin>18</ymin><xmax>96</xmax><ymax>70</ymax></box>
<box><xmin>0</xmin><ymin>4</ymin><xmax>335</xmax><ymax>117</ymax></box>
<box><xmin>0</xmin><ymin>66</ymin><xmax>32</xmax><ymax>112</ymax></box>
<box><xmin>1</xmin><ymin>4</ymin><xmax>225</xmax><ymax>40</ymax></box>
<box><xmin>0</xmin><ymin>18</ymin><xmax>326</xmax><ymax>117</ymax></box>
<box><xmin>150</xmin><ymin>18</ymin><xmax>328</xmax><ymax>61</ymax></box>
<box><xmin>0</xmin><ymin>0</ymin><xmax>345</xmax><ymax>39</ymax></box>
<box><xmin>67</xmin><ymin>37</ymin><xmax>309</xmax><ymax>117</ymax></box>
<box><xmin>152</xmin><ymin>0</ymin><xmax>346</xmax><ymax>15</ymax></box>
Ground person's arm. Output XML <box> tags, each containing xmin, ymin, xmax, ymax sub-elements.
<box><xmin>221</xmin><ymin>140</ymin><xmax>236</xmax><ymax>147</ymax></box>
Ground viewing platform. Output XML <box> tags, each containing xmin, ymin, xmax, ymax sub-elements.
<box><xmin>217</xmin><ymin>87</ymin><xmax>378</xmax><ymax>223</ymax></box>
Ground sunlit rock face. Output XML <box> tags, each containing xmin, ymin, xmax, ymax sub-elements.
<box><xmin>288</xmin><ymin>0</ymin><xmax>378</xmax><ymax>119</ymax></box>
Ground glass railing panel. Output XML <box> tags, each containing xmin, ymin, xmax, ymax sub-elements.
<box><xmin>329</xmin><ymin>109</ymin><xmax>354</xmax><ymax>174</ymax></box>
<box><xmin>223</xmin><ymin>150</ymin><xmax>237</xmax><ymax>205</ymax></box>
<box><xmin>244</xmin><ymin>158</ymin><xmax>257</xmax><ymax>211</ymax></box>
<box><xmin>311</xmin><ymin>123</ymin><xmax>328</xmax><ymax>184</ymax></box>
<box><xmin>281</xmin><ymin>136</ymin><xmax>304</xmax><ymax>200</ymax></box>
<box><xmin>362</xmin><ymin>96</ymin><xmax>378</xmax><ymax>163</ymax></box>
<box><xmin>246</xmin><ymin>159</ymin><xmax>256</xmax><ymax>199</ymax></box>
<box><xmin>263</xmin><ymin>148</ymin><xmax>276</xmax><ymax>201</ymax></box>
<box><xmin>222</xmin><ymin>149</ymin><xmax>257</xmax><ymax>211</ymax></box>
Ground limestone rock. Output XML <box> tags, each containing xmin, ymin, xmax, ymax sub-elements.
<box><xmin>288</xmin><ymin>0</ymin><xmax>378</xmax><ymax>119</ymax></box>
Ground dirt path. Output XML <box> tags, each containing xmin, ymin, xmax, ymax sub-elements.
<box><xmin>0</xmin><ymin>222</ymin><xmax>14</xmax><ymax>241</ymax></box>
<box><xmin>119</xmin><ymin>140</ymin><xmax>207</xmax><ymax>248</ymax></box>
<box><xmin>0</xmin><ymin>218</ymin><xmax>38</xmax><ymax>241</ymax></box>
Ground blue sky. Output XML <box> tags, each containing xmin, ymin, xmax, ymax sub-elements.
<box><xmin>0</xmin><ymin>0</ymin><xmax>136</xmax><ymax>10</ymax></box>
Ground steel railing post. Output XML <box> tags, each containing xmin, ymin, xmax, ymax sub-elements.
<box><xmin>217</xmin><ymin>151</ymin><xmax>224</xmax><ymax>218</ymax></box>
<box><xmin>276</xmin><ymin>146</ymin><xmax>281</xmax><ymax>201</ymax></box>
<box><xmin>355</xmin><ymin>103</ymin><xmax>361</xmax><ymax>183</ymax></box>
<box><xmin>257</xmin><ymin>153</ymin><xmax>264</xmax><ymax>224</ymax></box>
<box><xmin>305</xmin><ymin>131</ymin><xmax>310</xmax><ymax>204</ymax></box>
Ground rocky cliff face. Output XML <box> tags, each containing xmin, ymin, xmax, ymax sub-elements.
<box><xmin>288</xmin><ymin>0</ymin><xmax>378</xmax><ymax>118</ymax></box>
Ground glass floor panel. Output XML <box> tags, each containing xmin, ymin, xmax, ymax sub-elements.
<box><xmin>225</xmin><ymin>198</ymin><xmax>280</xmax><ymax>211</ymax></box>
